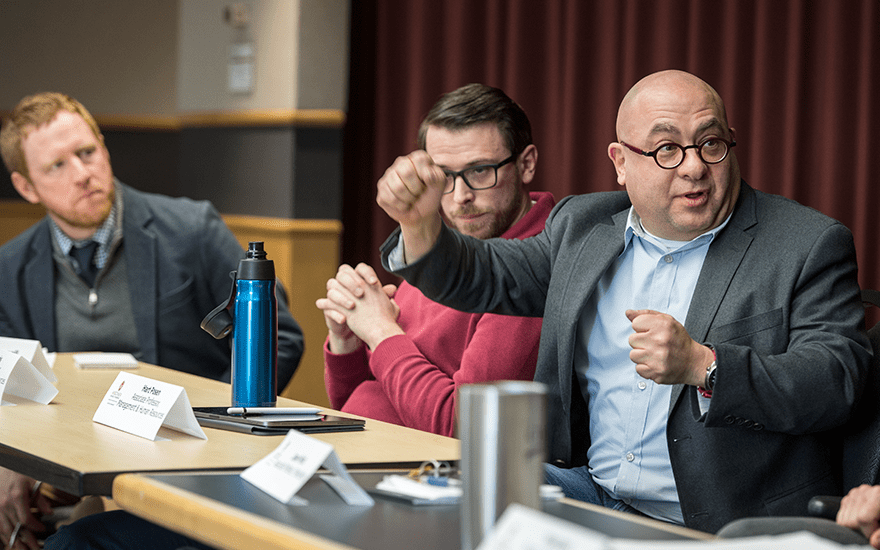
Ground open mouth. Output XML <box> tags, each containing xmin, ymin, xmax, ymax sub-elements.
<box><xmin>681</xmin><ymin>191</ymin><xmax>708</xmax><ymax>205</ymax></box>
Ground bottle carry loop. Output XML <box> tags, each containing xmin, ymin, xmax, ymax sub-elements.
<box><xmin>200</xmin><ymin>271</ymin><xmax>237</xmax><ymax>339</ymax></box>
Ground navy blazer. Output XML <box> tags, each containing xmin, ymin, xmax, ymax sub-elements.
<box><xmin>383</xmin><ymin>182</ymin><xmax>871</xmax><ymax>533</ymax></box>
<box><xmin>0</xmin><ymin>182</ymin><xmax>304</xmax><ymax>386</ymax></box>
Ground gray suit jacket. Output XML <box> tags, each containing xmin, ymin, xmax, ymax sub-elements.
<box><xmin>382</xmin><ymin>181</ymin><xmax>871</xmax><ymax>533</ymax></box>
<box><xmin>0</xmin><ymin>182</ymin><xmax>304</xmax><ymax>386</ymax></box>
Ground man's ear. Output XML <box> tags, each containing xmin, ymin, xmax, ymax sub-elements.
<box><xmin>10</xmin><ymin>172</ymin><xmax>40</xmax><ymax>204</ymax></box>
<box><xmin>518</xmin><ymin>144</ymin><xmax>538</xmax><ymax>184</ymax></box>
<box><xmin>608</xmin><ymin>143</ymin><xmax>626</xmax><ymax>187</ymax></box>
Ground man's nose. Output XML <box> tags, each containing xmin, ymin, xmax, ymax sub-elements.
<box><xmin>451</xmin><ymin>176</ymin><xmax>475</xmax><ymax>203</ymax></box>
<box><xmin>69</xmin><ymin>156</ymin><xmax>91</xmax><ymax>183</ymax></box>
<box><xmin>676</xmin><ymin>147</ymin><xmax>708</xmax><ymax>178</ymax></box>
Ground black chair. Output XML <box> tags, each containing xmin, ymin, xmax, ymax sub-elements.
<box><xmin>808</xmin><ymin>288</ymin><xmax>880</xmax><ymax>519</ymax></box>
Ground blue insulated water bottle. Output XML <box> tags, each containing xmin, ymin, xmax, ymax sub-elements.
<box><xmin>230</xmin><ymin>242</ymin><xmax>278</xmax><ymax>407</ymax></box>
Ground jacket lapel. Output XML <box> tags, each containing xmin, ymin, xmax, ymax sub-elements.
<box><xmin>120</xmin><ymin>185</ymin><xmax>159</xmax><ymax>365</ymax></box>
<box><xmin>671</xmin><ymin>182</ymin><xmax>757</xmax><ymax>409</ymax></box>
<box><xmin>557</xmin><ymin>208</ymin><xmax>629</xmax><ymax>401</ymax></box>
<box><xmin>24</xmin><ymin>222</ymin><xmax>57</xmax><ymax>349</ymax></box>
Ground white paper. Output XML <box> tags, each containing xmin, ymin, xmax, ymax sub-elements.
<box><xmin>375</xmin><ymin>475</ymin><xmax>462</xmax><ymax>501</ymax></box>
<box><xmin>609</xmin><ymin>530</ymin><xmax>861</xmax><ymax>549</ymax></box>
<box><xmin>241</xmin><ymin>429</ymin><xmax>373</xmax><ymax>506</ymax></box>
<box><xmin>481</xmin><ymin>505</ymin><xmax>862</xmax><ymax>550</ymax></box>
<box><xmin>477</xmin><ymin>503</ymin><xmax>608</xmax><ymax>550</ymax></box>
<box><xmin>92</xmin><ymin>372</ymin><xmax>207</xmax><ymax>441</ymax></box>
<box><xmin>0</xmin><ymin>337</ymin><xmax>57</xmax><ymax>383</ymax></box>
<box><xmin>73</xmin><ymin>353</ymin><xmax>138</xmax><ymax>369</ymax></box>
<box><xmin>0</xmin><ymin>350</ymin><xmax>58</xmax><ymax>405</ymax></box>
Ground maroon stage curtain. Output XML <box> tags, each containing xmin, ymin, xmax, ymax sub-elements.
<box><xmin>343</xmin><ymin>0</ymin><xmax>880</xmax><ymax>302</ymax></box>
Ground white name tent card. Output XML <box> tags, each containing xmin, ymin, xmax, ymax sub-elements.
<box><xmin>479</xmin><ymin>504</ymin><xmax>853</xmax><ymax>550</ymax></box>
<box><xmin>0</xmin><ymin>337</ymin><xmax>57</xmax><ymax>383</ymax></box>
<box><xmin>0</xmin><ymin>350</ymin><xmax>59</xmax><ymax>406</ymax></box>
<box><xmin>241</xmin><ymin>429</ymin><xmax>374</xmax><ymax>506</ymax></box>
<box><xmin>92</xmin><ymin>372</ymin><xmax>206</xmax><ymax>441</ymax></box>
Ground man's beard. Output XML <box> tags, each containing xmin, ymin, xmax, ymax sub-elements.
<box><xmin>446</xmin><ymin>186</ymin><xmax>526</xmax><ymax>240</ymax></box>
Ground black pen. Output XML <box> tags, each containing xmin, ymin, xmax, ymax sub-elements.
<box><xmin>227</xmin><ymin>407</ymin><xmax>321</xmax><ymax>415</ymax></box>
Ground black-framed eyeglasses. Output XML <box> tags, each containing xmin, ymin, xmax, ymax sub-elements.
<box><xmin>620</xmin><ymin>138</ymin><xmax>736</xmax><ymax>169</ymax></box>
<box><xmin>442</xmin><ymin>154</ymin><xmax>516</xmax><ymax>194</ymax></box>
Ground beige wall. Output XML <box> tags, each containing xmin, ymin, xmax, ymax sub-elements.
<box><xmin>177</xmin><ymin>0</ymin><xmax>298</xmax><ymax>112</ymax></box>
<box><xmin>0</xmin><ymin>0</ymin><xmax>350</xmax><ymax>114</ymax></box>
<box><xmin>0</xmin><ymin>0</ymin><xmax>179</xmax><ymax>115</ymax></box>
<box><xmin>296</xmin><ymin>0</ymin><xmax>350</xmax><ymax>110</ymax></box>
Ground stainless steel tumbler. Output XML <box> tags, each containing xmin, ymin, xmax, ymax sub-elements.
<box><xmin>459</xmin><ymin>381</ymin><xmax>547</xmax><ymax>550</ymax></box>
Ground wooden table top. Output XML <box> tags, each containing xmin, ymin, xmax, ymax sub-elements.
<box><xmin>0</xmin><ymin>353</ymin><xmax>459</xmax><ymax>495</ymax></box>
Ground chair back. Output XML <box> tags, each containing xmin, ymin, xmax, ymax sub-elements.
<box><xmin>842</xmin><ymin>289</ymin><xmax>880</xmax><ymax>490</ymax></box>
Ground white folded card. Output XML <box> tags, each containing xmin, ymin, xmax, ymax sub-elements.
<box><xmin>480</xmin><ymin>505</ymin><xmax>849</xmax><ymax>550</ymax></box>
<box><xmin>92</xmin><ymin>371</ymin><xmax>206</xmax><ymax>441</ymax></box>
<box><xmin>73</xmin><ymin>353</ymin><xmax>138</xmax><ymax>369</ymax></box>
<box><xmin>241</xmin><ymin>429</ymin><xmax>374</xmax><ymax>506</ymax></box>
<box><xmin>0</xmin><ymin>350</ymin><xmax>59</xmax><ymax>406</ymax></box>
<box><xmin>0</xmin><ymin>337</ymin><xmax>57</xmax><ymax>384</ymax></box>
<box><xmin>477</xmin><ymin>503</ymin><xmax>608</xmax><ymax>550</ymax></box>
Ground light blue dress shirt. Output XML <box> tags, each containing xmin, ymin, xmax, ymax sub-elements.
<box><xmin>575</xmin><ymin>207</ymin><xmax>728</xmax><ymax>523</ymax></box>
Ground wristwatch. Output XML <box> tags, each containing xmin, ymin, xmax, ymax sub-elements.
<box><xmin>704</xmin><ymin>360</ymin><xmax>717</xmax><ymax>392</ymax></box>
<box><xmin>703</xmin><ymin>344</ymin><xmax>717</xmax><ymax>392</ymax></box>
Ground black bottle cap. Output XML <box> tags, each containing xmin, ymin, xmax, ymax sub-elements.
<box><xmin>237</xmin><ymin>241</ymin><xmax>275</xmax><ymax>280</ymax></box>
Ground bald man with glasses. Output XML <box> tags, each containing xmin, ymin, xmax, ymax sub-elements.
<box><xmin>375</xmin><ymin>69</ymin><xmax>871</xmax><ymax>534</ymax></box>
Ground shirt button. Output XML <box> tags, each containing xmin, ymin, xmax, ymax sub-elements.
<box><xmin>638</xmin><ymin>380</ymin><xmax>647</xmax><ymax>390</ymax></box>
<box><xmin>664</xmin><ymin>255</ymin><xmax>673</xmax><ymax>263</ymax></box>
<box><xmin>626</xmin><ymin>452</ymin><xmax>635</xmax><ymax>462</ymax></box>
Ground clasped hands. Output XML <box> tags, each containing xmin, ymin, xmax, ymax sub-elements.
<box><xmin>317</xmin><ymin>263</ymin><xmax>404</xmax><ymax>354</ymax></box>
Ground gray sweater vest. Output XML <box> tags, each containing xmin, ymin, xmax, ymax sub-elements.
<box><xmin>53</xmin><ymin>238</ymin><xmax>141</xmax><ymax>356</ymax></box>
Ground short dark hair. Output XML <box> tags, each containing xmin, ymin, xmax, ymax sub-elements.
<box><xmin>416</xmin><ymin>84</ymin><xmax>532</xmax><ymax>156</ymax></box>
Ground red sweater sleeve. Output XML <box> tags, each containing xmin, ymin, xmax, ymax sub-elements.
<box><xmin>323</xmin><ymin>338</ymin><xmax>371</xmax><ymax>410</ymax></box>
<box><xmin>367</xmin><ymin>313</ymin><xmax>542</xmax><ymax>437</ymax></box>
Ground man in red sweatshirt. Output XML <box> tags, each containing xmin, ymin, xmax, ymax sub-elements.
<box><xmin>317</xmin><ymin>83</ymin><xmax>555</xmax><ymax>436</ymax></box>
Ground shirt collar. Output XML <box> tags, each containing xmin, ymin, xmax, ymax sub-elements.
<box><xmin>623</xmin><ymin>206</ymin><xmax>731</xmax><ymax>253</ymax></box>
<box><xmin>50</xmin><ymin>181</ymin><xmax>124</xmax><ymax>268</ymax></box>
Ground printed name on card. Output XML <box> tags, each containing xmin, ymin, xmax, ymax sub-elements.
<box><xmin>0</xmin><ymin>350</ymin><xmax>59</xmax><ymax>406</ymax></box>
<box><xmin>92</xmin><ymin>371</ymin><xmax>206</xmax><ymax>441</ymax></box>
<box><xmin>241</xmin><ymin>429</ymin><xmax>373</xmax><ymax>506</ymax></box>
